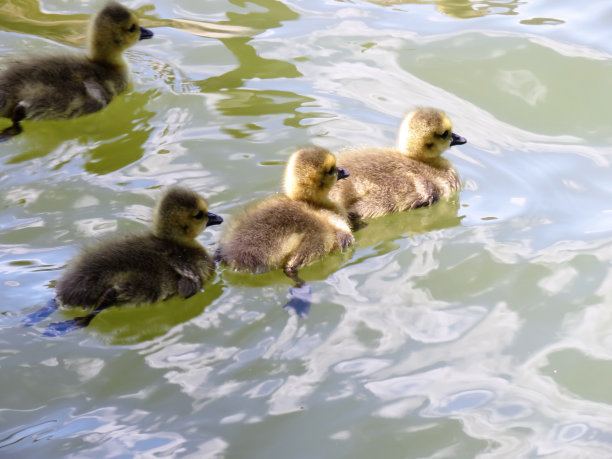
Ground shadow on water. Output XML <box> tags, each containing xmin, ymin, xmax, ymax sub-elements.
<box><xmin>23</xmin><ymin>282</ymin><xmax>224</xmax><ymax>345</ymax></box>
<box><xmin>219</xmin><ymin>245</ymin><xmax>355</xmax><ymax>317</ymax></box>
<box><xmin>94</xmin><ymin>282</ymin><xmax>224</xmax><ymax>345</ymax></box>
<box><xmin>364</xmin><ymin>0</ymin><xmax>523</xmax><ymax>18</ymax></box>
<box><xmin>353</xmin><ymin>195</ymin><xmax>463</xmax><ymax>247</ymax></box>
<box><xmin>341</xmin><ymin>196</ymin><xmax>464</xmax><ymax>268</ymax></box>
<box><xmin>3</xmin><ymin>91</ymin><xmax>156</xmax><ymax>174</ymax></box>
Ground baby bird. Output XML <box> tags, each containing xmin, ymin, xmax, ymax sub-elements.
<box><xmin>45</xmin><ymin>187</ymin><xmax>222</xmax><ymax>335</ymax></box>
<box><xmin>329</xmin><ymin>107</ymin><xmax>467</xmax><ymax>220</ymax></box>
<box><xmin>0</xmin><ymin>1</ymin><xmax>153</xmax><ymax>140</ymax></box>
<box><xmin>215</xmin><ymin>146</ymin><xmax>353</xmax><ymax>291</ymax></box>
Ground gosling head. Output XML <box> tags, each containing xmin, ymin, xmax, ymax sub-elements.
<box><xmin>283</xmin><ymin>146</ymin><xmax>349</xmax><ymax>205</ymax></box>
<box><xmin>153</xmin><ymin>187</ymin><xmax>222</xmax><ymax>244</ymax></box>
<box><xmin>88</xmin><ymin>2</ymin><xmax>153</xmax><ymax>65</ymax></box>
<box><xmin>396</xmin><ymin>108</ymin><xmax>467</xmax><ymax>162</ymax></box>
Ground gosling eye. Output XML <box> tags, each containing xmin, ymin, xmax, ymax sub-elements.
<box><xmin>193</xmin><ymin>210</ymin><xmax>205</xmax><ymax>220</ymax></box>
<box><xmin>425</xmin><ymin>142</ymin><xmax>434</xmax><ymax>149</ymax></box>
<box><xmin>129</xmin><ymin>24</ymin><xmax>137</xmax><ymax>33</ymax></box>
<box><xmin>441</xmin><ymin>130</ymin><xmax>449</xmax><ymax>139</ymax></box>
<box><xmin>327</xmin><ymin>166</ymin><xmax>336</xmax><ymax>175</ymax></box>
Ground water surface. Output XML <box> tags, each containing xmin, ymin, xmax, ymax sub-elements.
<box><xmin>2</xmin><ymin>0</ymin><xmax>612</xmax><ymax>457</ymax></box>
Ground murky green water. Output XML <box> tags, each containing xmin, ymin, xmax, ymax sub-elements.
<box><xmin>2</xmin><ymin>0</ymin><xmax>612</xmax><ymax>456</ymax></box>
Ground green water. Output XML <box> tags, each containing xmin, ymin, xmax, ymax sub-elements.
<box><xmin>2</xmin><ymin>0</ymin><xmax>612</xmax><ymax>456</ymax></box>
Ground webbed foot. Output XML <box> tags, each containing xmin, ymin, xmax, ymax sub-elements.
<box><xmin>43</xmin><ymin>312</ymin><xmax>98</xmax><ymax>337</ymax></box>
<box><xmin>283</xmin><ymin>283</ymin><xmax>312</xmax><ymax>317</ymax></box>
<box><xmin>22</xmin><ymin>299</ymin><xmax>58</xmax><ymax>327</ymax></box>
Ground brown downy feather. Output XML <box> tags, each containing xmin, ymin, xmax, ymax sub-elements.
<box><xmin>55</xmin><ymin>187</ymin><xmax>222</xmax><ymax>308</ymax></box>
<box><xmin>329</xmin><ymin>107</ymin><xmax>466</xmax><ymax>220</ymax></box>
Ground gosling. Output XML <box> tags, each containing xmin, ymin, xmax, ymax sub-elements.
<box><xmin>215</xmin><ymin>146</ymin><xmax>353</xmax><ymax>288</ymax></box>
<box><xmin>329</xmin><ymin>107</ymin><xmax>467</xmax><ymax>220</ymax></box>
<box><xmin>0</xmin><ymin>1</ymin><xmax>153</xmax><ymax>140</ymax></box>
<box><xmin>55</xmin><ymin>187</ymin><xmax>222</xmax><ymax>316</ymax></box>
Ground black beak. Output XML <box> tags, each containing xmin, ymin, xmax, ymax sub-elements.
<box><xmin>450</xmin><ymin>132</ymin><xmax>467</xmax><ymax>146</ymax></box>
<box><xmin>139</xmin><ymin>26</ymin><xmax>154</xmax><ymax>40</ymax></box>
<box><xmin>337</xmin><ymin>167</ymin><xmax>349</xmax><ymax>180</ymax></box>
<box><xmin>206</xmin><ymin>212</ymin><xmax>223</xmax><ymax>227</ymax></box>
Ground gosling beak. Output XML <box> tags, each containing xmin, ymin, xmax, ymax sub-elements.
<box><xmin>206</xmin><ymin>212</ymin><xmax>223</xmax><ymax>227</ymax></box>
<box><xmin>337</xmin><ymin>167</ymin><xmax>349</xmax><ymax>180</ymax></box>
<box><xmin>139</xmin><ymin>26</ymin><xmax>154</xmax><ymax>40</ymax></box>
<box><xmin>450</xmin><ymin>133</ymin><xmax>467</xmax><ymax>146</ymax></box>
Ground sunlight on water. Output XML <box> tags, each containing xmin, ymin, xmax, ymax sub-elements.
<box><xmin>1</xmin><ymin>0</ymin><xmax>612</xmax><ymax>457</ymax></box>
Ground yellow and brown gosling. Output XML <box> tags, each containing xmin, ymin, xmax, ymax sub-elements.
<box><xmin>215</xmin><ymin>146</ymin><xmax>353</xmax><ymax>287</ymax></box>
<box><xmin>0</xmin><ymin>1</ymin><xmax>153</xmax><ymax>140</ymax></box>
<box><xmin>329</xmin><ymin>107</ymin><xmax>467</xmax><ymax>220</ymax></box>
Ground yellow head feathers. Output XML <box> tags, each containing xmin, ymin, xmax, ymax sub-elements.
<box><xmin>397</xmin><ymin>107</ymin><xmax>466</xmax><ymax>161</ymax></box>
<box><xmin>283</xmin><ymin>146</ymin><xmax>349</xmax><ymax>205</ymax></box>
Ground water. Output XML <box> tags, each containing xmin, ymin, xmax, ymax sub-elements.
<box><xmin>1</xmin><ymin>0</ymin><xmax>612</xmax><ymax>456</ymax></box>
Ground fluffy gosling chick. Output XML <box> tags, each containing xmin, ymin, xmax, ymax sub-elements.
<box><xmin>329</xmin><ymin>107</ymin><xmax>467</xmax><ymax>220</ymax></box>
<box><xmin>215</xmin><ymin>146</ymin><xmax>353</xmax><ymax>286</ymax></box>
<box><xmin>0</xmin><ymin>1</ymin><xmax>153</xmax><ymax>140</ymax></box>
<box><xmin>55</xmin><ymin>187</ymin><xmax>222</xmax><ymax>312</ymax></box>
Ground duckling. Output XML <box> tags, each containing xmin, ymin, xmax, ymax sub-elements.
<box><xmin>215</xmin><ymin>146</ymin><xmax>353</xmax><ymax>314</ymax></box>
<box><xmin>0</xmin><ymin>1</ymin><xmax>153</xmax><ymax>141</ymax></box>
<box><xmin>329</xmin><ymin>107</ymin><xmax>467</xmax><ymax>220</ymax></box>
<box><xmin>42</xmin><ymin>187</ymin><xmax>222</xmax><ymax>336</ymax></box>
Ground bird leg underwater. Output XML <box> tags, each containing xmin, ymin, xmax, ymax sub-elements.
<box><xmin>42</xmin><ymin>287</ymin><xmax>116</xmax><ymax>337</ymax></box>
<box><xmin>282</xmin><ymin>266</ymin><xmax>312</xmax><ymax>317</ymax></box>
<box><xmin>0</xmin><ymin>103</ymin><xmax>26</xmax><ymax>142</ymax></box>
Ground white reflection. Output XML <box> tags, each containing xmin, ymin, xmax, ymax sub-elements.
<box><xmin>63</xmin><ymin>358</ymin><xmax>105</xmax><ymax>382</ymax></box>
<box><xmin>496</xmin><ymin>69</ymin><xmax>547</xmax><ymax>106</ymax></box>
<box><xmin>73</xmin><ymin>218</ymin><xmax>117</xmax><ymax>237</ymax></box>
<box><xmin>373</xmin><ymin>397</ymin><xmax>425</xmax><ymax>419</ymax></box>
<box><xmin>538</xmin><ymin>266</ymin><xmax>578</xmax><ymax>295</ymax></box>
<box><xmin>50</xmin><ymin>406</ymin><xmax>193</xmax><ymax>458</ymax></box>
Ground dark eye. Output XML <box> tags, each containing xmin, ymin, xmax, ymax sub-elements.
<box><xmin>426</xmin><ymin>142</ymin><xmax>434</xmax><ymax>149</ymax></box>
<box><xmin>129</xmin><ymin>24</ymin><xmax>137</xmax><ymax>33</ymax></box>
<box><xmin>441</xmin><ymin>130</ymin><xmax>449</xmax><ymax>139</ymax></box>
<box><xmin>327</xmin><ymin>166</ymin><xmax>336</xmax><ymax>175</ymax></box>
<box><xmin>194</xmin><ymin>210</ymin><xmax>205</xmax><ymax>220</ymax></box>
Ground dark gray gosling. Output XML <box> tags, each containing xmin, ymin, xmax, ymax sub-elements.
<box><xmin>0</xmin><ymin>1</ymin><xmax>153</xmax><ymax>140</ymax></box>
<box><xmin>37</xmin><ymin>187</ymin><xmax>221</xmax><ymax>336</ymax></box>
